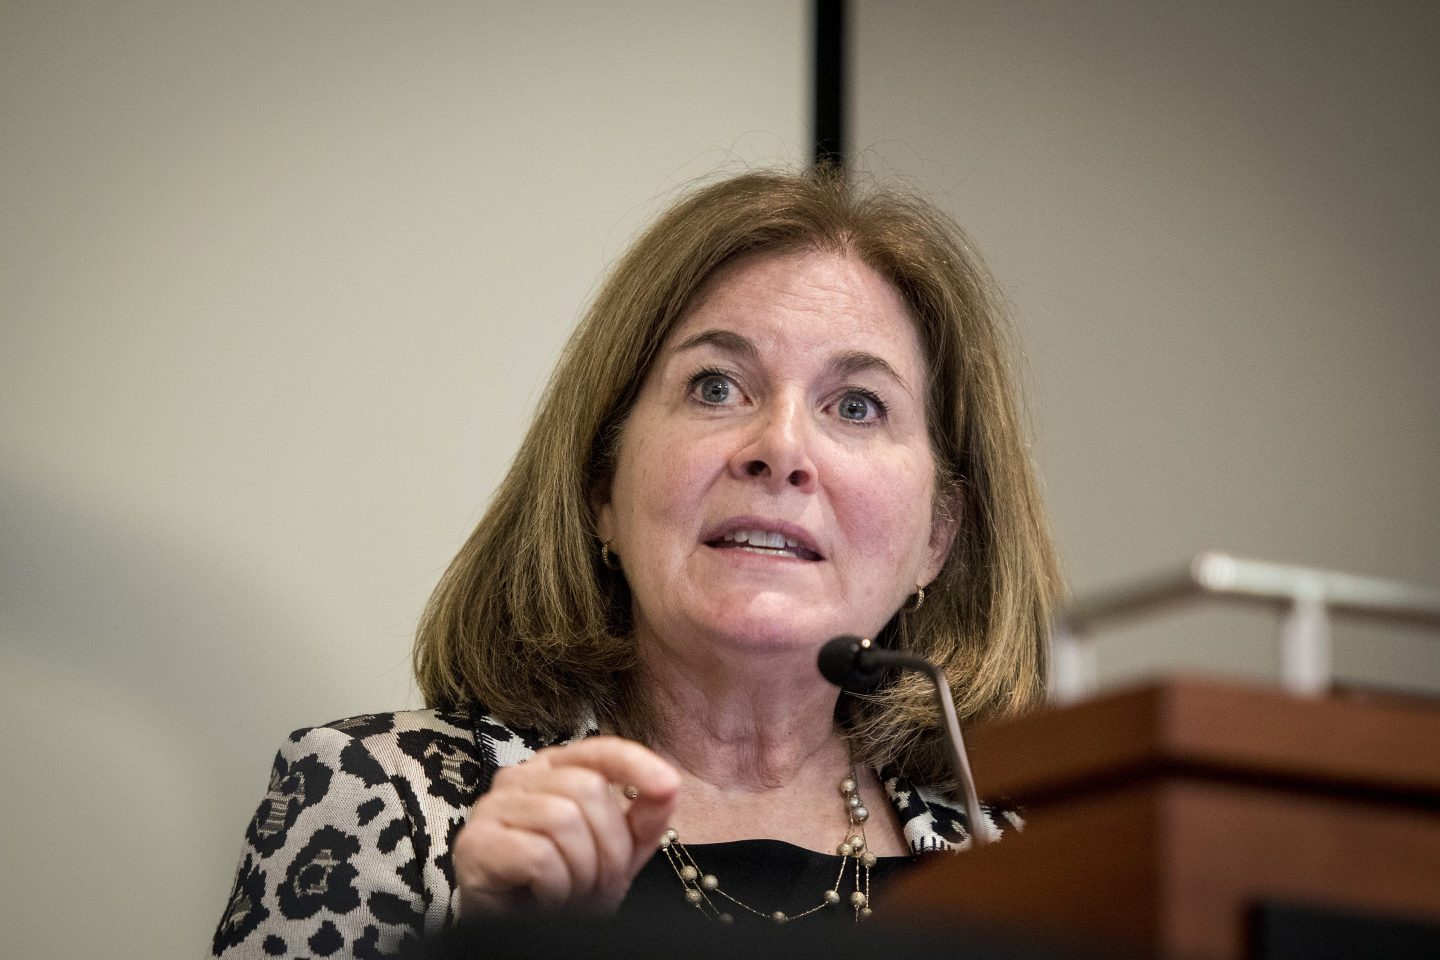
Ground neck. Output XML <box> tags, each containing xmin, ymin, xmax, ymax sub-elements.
<box><xmin>629</xmin><ymin>630</ymin><xmax>908</xmax><ymax>855</ymax></box>
<box><xmin>637</xmin><ymin>636</ymin><xmax>847</xmax><ymax>791</ymax></box>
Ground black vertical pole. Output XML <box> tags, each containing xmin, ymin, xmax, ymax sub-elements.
<box><xmin>813</xmin><ymin>0</ymin><xmax>846</xmax><ymax>170</ymax></box>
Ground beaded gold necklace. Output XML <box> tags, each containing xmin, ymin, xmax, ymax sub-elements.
<box><xmin>656</xmin><ymin>772</ymin><xmax>877</xmax><ymax>925</ymax></box>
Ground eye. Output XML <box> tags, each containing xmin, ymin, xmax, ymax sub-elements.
<box><xmin>689</xmin><ymin>370</ymin><xmax>739</xmax><ymax>406</ymax></box>
<box><xmin>836</xmin><ymin>390</ymin><xmax>885</xmax><ymax>423</ymax></box>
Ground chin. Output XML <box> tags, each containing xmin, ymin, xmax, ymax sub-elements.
<box><xmin>641</xmin><ymin>586</ymin><xmax>855</xmax><ymax>659</ymax></box>
<box><xmin>697</xmin><ymin>598</ymin><xmax>837</xmax><ymax>653</ymax></box>
<box><xmin>721</xmin><ymin>621</ymin><xmax>824</xmax><ymax>652</ymax></box>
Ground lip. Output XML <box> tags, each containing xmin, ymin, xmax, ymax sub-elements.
<box><xmin>700</xmin><ymin>516</ymin><xmax>825</xmax><ymax>561</ymax></box>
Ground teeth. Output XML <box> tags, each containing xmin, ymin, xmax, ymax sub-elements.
<box><xmin>722</xmin><ymin>529</ymin><xmax>798</xmax><ymax>550</ymax></box>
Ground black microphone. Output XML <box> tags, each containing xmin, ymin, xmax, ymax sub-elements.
<box><xmin>817</xmin><ymin>634</ymin><xmax>894</xmax><ymax>691</ymax></box>
<box><xmin>817</xmin><ymin>635</ymin><xmax>993</xmax><ymax>846</ymax></box>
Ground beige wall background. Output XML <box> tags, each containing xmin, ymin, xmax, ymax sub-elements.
<box><xmin>0</xmin><ymin>3</ymin><xmax>806</xmax><ymax>956</ymax></box>
<box><xmin>854</xmin><ymin>0</ymin><xmax>1439</xmax><ymax>692</ymax></box>
<box><xmin>1</xmin><ymin>2</ymin><xmax>1436</xmax><ymax>957</ymax></box>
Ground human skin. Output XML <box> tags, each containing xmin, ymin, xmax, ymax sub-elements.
<box><xmin>456</xmin><ymin>250</ymin><xmax>953</xmax><ymax>915</ymax></box>
<box><xmin>599</xmin><ymin>248</ymin><xmax>951</xmax><ymax>673</ymax></box>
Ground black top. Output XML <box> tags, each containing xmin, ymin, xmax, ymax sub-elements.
<box><xmin>621</xmin><ymin>839</ymin><xmax>916</xmax><ymax>927</ymax></box>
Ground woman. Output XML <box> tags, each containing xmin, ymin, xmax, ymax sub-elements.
<box><xmin>210</xmin><ymin>169</ymin><xmax>1058</xmax><ymax>958</ymax></box>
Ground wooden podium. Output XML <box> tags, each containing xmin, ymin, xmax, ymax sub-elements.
<box><xmin>884</xmin><ymin>679</ymin><xmax>1440</xmax><ymax>959</ymax></box>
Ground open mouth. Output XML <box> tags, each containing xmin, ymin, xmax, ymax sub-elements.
<box><xmin>705</xmin><ymin>528</ymin><xmax>823</xmax><ymax>561</ymax></box>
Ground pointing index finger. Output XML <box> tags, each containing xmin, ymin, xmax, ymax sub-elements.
<box><xmin>539</xmin><ymin>737</ymin><xmax>680</xmax><ymax>876</ymax></box>
<box><xmin>540</xmin><ymin>736</ymin><xmax>680</xmax><ymax>801</ymax></box>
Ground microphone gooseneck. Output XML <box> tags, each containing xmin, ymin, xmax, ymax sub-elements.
<box><xmin>817</xmin><ymin>635</ymin><xmax>993</xmax><ymax>846</ymax></box>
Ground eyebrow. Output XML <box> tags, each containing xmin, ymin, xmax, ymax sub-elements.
<box><xmin>672</xmin><ymin>329</ymin><xmax>760</xmax><ymax>364</ymax></box>
<box><xmin>672</xmin><ymin>329</ymin><xmax>912</xmax><ymax>394</ymax></box>
<box><xmin>829</xmin><ymin>350</ymin><xmax>910</xmax><ymax>393</ymax></box>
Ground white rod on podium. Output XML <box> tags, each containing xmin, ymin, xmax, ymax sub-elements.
<box><xmin>1050</xmin><ymin>551</ymin><xmax>1440</xmax><ymax>702</ymax></box>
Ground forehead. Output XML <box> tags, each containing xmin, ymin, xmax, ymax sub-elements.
<box><xmin>665</xmin><ymin>249</ymin><xmax>924</xmax><ymax>366</ymax></box>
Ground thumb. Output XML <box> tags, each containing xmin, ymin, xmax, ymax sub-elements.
<box><xmin>625</xmin><ymin>784</ymin><xmax>679</xmax><ymax>875</ymax></box>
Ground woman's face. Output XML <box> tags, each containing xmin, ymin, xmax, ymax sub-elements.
<box><xmin>597</xmin><ymin>249</ymin><xmax>954</xmax><ymax>670</ymax></box>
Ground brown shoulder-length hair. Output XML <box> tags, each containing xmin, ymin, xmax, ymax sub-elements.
<box><xmin>414</xmin><ymin>167</ymin><xmax>1060</xmax><ymax>790</ymax></box>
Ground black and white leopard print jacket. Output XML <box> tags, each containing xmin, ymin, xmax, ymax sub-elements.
<box><xmin>210</xmin><ymin>706</ymin><xmax>1019</xmax><ymax>959</ymax></box>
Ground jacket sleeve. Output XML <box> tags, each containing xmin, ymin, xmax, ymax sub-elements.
<box><xmin>209</xmin><ymin>726</ymin><xmax>432</xmax><ymax>959</ymax></box>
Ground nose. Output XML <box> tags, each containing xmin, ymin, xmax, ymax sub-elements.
<box><xmin>729</xmin><ymin>396</ymin><xmax>818</xmax><ymax>493</ymax></box>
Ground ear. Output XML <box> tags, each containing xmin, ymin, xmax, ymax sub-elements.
<box><xmin>920</xmin><ymin>488</ymin><xmax>960</xmax><ymax>585</ymax></box>
<box><xmin>590</xmin><ymin>479</ymin><xmax>615</xmax><ymax>544</ymax></box>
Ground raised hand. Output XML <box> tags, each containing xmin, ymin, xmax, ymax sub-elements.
<box><xmin>454</xmin><ymin>736</ymin><xmax>680</xmax><ymax>916</ymax></box>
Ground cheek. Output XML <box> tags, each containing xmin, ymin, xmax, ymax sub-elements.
<box><xmin>833</xmin><ymin>451</ymin><xmax>937</xmax><ymax>564</ymax></box>
<box><xmin>613</xmin><ymin>425</ymin><xmax>718</xmax><ymax>542</ymax></box>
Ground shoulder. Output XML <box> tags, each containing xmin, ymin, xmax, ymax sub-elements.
<box><xmin>215</xmin><ymin>709</ymin><xmax>475</xmax><ymax>956</ymax></box>
<box><xmin>287</xmin><ymin>705</ymin><xmax>597</xmax><ymax>806</ymax></box>
<box><xmin>239</xmin><ymin>707</ymin><xmax>491</xmax><ymax>912</ymax></box>
<box><xmin>211</xmin><ymin>706</ymin><xmax>598</xmax><ymax>957</ymax></box>
<box><xmin>292</xmin><ymin>707</ymin><xmax>487</xmax><ymax>810</ymax></box>
<box><xmin>879</xmin><ymin>769</ymin><xmax>1024</xmax><ymax>856</ymax></box>
<box><xmin>295</xmin><ymin>705</ymin><xmax>599</xmax><ymax>799</ymax></box>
